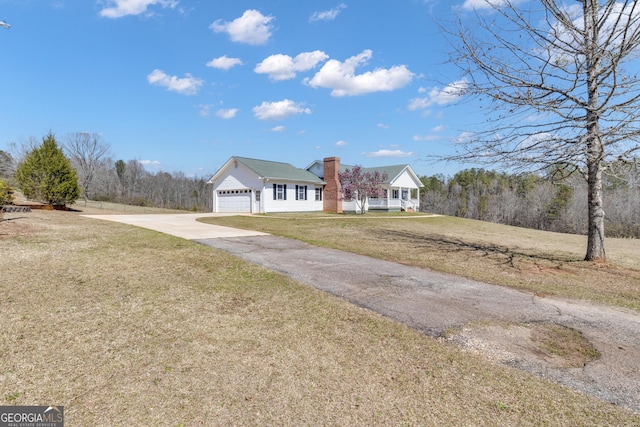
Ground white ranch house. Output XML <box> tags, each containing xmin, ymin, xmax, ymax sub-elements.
<box><xmin>207</xmin><ymin>156</ymin><xmax>423</xmax><ymax>214</ymax></box>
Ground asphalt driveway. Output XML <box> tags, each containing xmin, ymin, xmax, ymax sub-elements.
<box><xmin>84</xmin><ymin>213</ymin><xmax>640</xmax><ymax>413</ymax></box>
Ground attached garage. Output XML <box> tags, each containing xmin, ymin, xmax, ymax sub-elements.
<box><xmin>208</xmin><ymin>157</ymin><xmax>327</xmax><ymax>213</ymax></box>
<box><xmin>217</xmin><ymin>189</ymin><xmax>251</xmax><ymax>212</ymax></box>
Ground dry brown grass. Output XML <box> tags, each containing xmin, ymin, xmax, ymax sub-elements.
<box><xmin>1</xmin><ymin>210</ymin><xmax>639</xmax><ymax>425</ymax></box>
<box><xmin>201</xmin><ymin>213</ymin><xmax>640</xmax><ymax>311</ymax></box>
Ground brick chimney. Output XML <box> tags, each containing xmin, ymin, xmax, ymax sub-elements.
<box><xmin>323</xmin><ymin>157</ymin><xmax>342</xmax><ymax>213</ymax></box>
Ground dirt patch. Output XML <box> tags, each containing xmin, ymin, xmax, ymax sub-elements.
<box><xmin>530</xmin><ymin>323</ymin><xmax>600</xmax><ymax>367</ymax></box>
<box><xmin>445</xmin><ymin>321</ymin><xmax>600</xmax><ymax>369</ymax></box>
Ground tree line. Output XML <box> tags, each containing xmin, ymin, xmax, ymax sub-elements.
<box><xmin>420</xmin><ymin>166</ymin><xmax>640</xmax><ymax>239</ymax></box>
<box><xmin>91</xmin><ymin>159</ymin><xmax>212</xmax><ymax>211</ymax></box>
<box><xmin>0</xmin><ymin>132</ymin><xmax>212</xmax><ymax>212</ymax></box>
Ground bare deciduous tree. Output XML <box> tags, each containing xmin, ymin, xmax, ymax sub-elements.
<box><xmin>0</xmin><ymin>150</ymin><xmax>14</xmax><ymax>181</ymax></box>
<box><xmin>65</xmin><ymin>132</ymin><xmax>110</xmax><ymax>201</ymax></box>
<box><xmin>444</xmin><ymin>0</ymin><xmax>640</xmax><ymax>261</ymax></box>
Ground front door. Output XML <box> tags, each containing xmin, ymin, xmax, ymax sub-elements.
<box><xmin>254</xmin><ymin>190</ymin><xmax>261</xmax><ymax>213</ymax></box>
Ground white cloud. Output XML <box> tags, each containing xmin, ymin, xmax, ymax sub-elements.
<box><xmin>99</xmin><ymin>0</ymin><xmax>177</xmax><ymax>18</ymax></box>
<box><xmin>199</xmin><ymin>104</ymin><xmax>212</xmax><ymax>117</ymax></box>
<box><xmin>216</xmin><ymin>108</ymin><xmax>238</xmax><ymax>119</ymax></box>
<box><xmin>309</xmin><ymin>3</ymin><xmax>347</xmax><ymax>22</ymax></box>
<box><xmin>335</xmin><ymin>140</ymin><xmax>348</xmax><ymax>146</ymax></box>
<box><xmin>414</xmin><ymin>125</ymin><xmax>445</xmax><ymax>141</ymax></box>
<box><xmin>140</xmin><ymin>159</ymin><xmax>161</xmax><ymax>168</ymax></box>
<box><xmin>363</xmin><ymin>149</ymin><xmax>414</xmax><ymax>158</ymax></box>
<box><xmin>147</xmin><ymin>69</ymin><xmax>203</xmax><ymax>95</ymax></box>
<box><xmin>255</xmin><ymin>51</ymin><xmax>328</xmax><ymax>81</ymax></box>
<box><xmin>408</xmin><ymin>79</ymin><xmax>468</xmax><ymax>110</ymax></box>
<box><xmin>206</xmin><ymin>55</ymin><xmax>243</xmax><ymax>70</ymax></box>
<box><xmin>547</xmin><ymin>2</ymin><xmax>640</xmax><ymax>64</ymax></box>
<box><xmin>210</xmin><ymin>9</ymin><xmax>274</xmax><ymax>45</ymax></box>
<box><xmin>377</xmin><ymin>123</ymin><xmax>390</xmax><ymax>129</ymax></box>
<box><xmin>454</xmin><ymin>131</ymin><xmax>476</xmax><ymax>144</ymax></box>
<box><xmin>252</xmin><ymin>99</ymin><xmax>311</xmax><ymax>120</ymax></box>
<box><xmin>271</xmin><ymin>125</ymin><xmax>286</xmax><ymax>132</ymax></box>
<box><xmin>517</xmin><ymin>132</ymin><xmax>557</xmax><ymax>151</ymax></box>
<box><xmin>413</xmin><ymin>134</ymin><xmax>440</xmax><ymax>142</ymax></box>
<box><xmin>459</xmin><ymin>0</ymin><xmax>526</xmax><ymax>11</ymax></box>
<box><xmin>305</xmin><ymin>49</ymin><xmax>414</xmax><ymax>97</ymax></box>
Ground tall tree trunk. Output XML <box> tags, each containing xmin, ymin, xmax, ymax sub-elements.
<box><xmin>583</xmin><ymin>0</ymin><xmax>606</xmax><ymax>262</ymax></box>
<box><xmin>585</xmin><ymin>156</ymin><xmax>606</xmax><ymax>261</ymax></box>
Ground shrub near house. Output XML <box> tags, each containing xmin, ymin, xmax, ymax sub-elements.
<box><xmin>0</xmin><ymin>180</ymin><xmax>12</xmax><ymax>206</ymax></box>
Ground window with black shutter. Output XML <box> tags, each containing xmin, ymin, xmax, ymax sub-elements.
<box><xmin>296</xmin><ymin>185</ymin><xmax>307</xmax><ymax>200</ymax></box>
<box><xmin>273</xmin><ymin>184</ymin><xmax>286</xmax><ymax>200</ymax></box>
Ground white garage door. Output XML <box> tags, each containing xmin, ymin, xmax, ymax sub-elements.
<box><xmin>217</xmin><ymin>189</ymin><xmax>251</xmax><ymax>212</ymax></box>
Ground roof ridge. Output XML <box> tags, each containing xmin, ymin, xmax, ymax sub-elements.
<box><xmin>234</xmin><ymin>156</ymin><xmax>295</xmax><ymax>166</ymax></box>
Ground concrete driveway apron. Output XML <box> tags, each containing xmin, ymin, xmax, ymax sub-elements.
<box><xmin>83</xmin><ymin>213</ymin><xmax>268</xmax><ymax>239</ymax></box>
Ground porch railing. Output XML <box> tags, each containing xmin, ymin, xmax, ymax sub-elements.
<box><xmin>368</xmin><ymin>198</ymin><xmax>419</xmax><ymax>211</ymax></box>
<box><xmin>400</xmin><ymin>199</ymin><xmax>418</xmax><ymax>212</ymax></box>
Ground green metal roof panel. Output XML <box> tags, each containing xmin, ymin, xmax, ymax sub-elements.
<box><xmin>235</xmin><ymin>157</ymin><xmax>324</xmax><ymax>183</ymax></box>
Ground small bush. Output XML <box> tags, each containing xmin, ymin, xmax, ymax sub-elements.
<box><xmin>606</xmin><ymin>222</ymin><xmax>640</xmax><ymax>239</ymax></box>
<box><xmin>0</xmin><ymin>179</ymin><xmax>13</xmax><ymax>205</ymax></box>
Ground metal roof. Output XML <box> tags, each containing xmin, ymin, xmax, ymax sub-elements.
<box><xmin>230</xmin><ymin>156</ymin><xmax>325</xmax><ymax>183</ymax></box>
<box><xmin>209</xmin><ymin>157</ymin><xmax>421</xmax><ymax>186</ymax></box>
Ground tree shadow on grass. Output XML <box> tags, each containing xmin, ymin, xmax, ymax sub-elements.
<box><xmin>376</xmin><ymin>228</ymin><xmax>581</xmax><ymax>269</ymax></box>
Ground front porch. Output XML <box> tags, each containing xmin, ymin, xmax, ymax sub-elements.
<box><xmin>368</xmin><ymin>197</ymin><xmax>420</xmax><ymax>212</ymax></box>
<box><xmin>343</xmin><ymin>197</ymin><xmax>420</xmax><ymax>213</ymax></box>
<box><xmin>368</xmin><ymin>186</ymin><xmax>421</xmax><ymax>212</ymax></box>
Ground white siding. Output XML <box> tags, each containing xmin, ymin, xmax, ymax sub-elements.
<box><xmin>211</xmin><ymin>162</ymin><xmax>264</xmax><ymax>213</ymax></box>
<box><xmin>214</xmin><ymin>162</ymin><xmax>264</xmax><ymax>190</ymax></box>
<box><xmin>263</xmin><ymin>182</ymin><xmax>323</xmax><ymax>213</ymax></box>
<box><xmin>390</xmin><ymin>168</ymin><xmax>421</xmax><ymax>189</ymax></box>
<box><xmin>307</xmin><ymin>162</ymin><xmax>324</xmax><ymax>178</ymax></box>
<box><xmin>343</xmin><ymin>199</ymin><xmax>368</xmax><ymax>214</ymax></box>
<box><xmin>211</xmin><ymin>161</ymin><xmax>324</xmax><ymax>213</ymax></box>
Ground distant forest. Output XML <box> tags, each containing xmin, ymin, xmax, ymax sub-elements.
<box><xmin>419</xmin><ymin>164</ymin><xmax>640</xmax><ymax>238</ymax></box>
<box><xmin>87</xmin><ymin>158</ymin><xmax>214</xmax><ymax>212</ymax></box>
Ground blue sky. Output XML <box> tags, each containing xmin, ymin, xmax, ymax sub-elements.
<box><xmin>1</xmin><ymin>0</ymin><xmax>491</xmax><ymax>178</ymax></box>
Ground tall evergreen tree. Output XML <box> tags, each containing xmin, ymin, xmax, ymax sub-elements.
<box><xmin>15</xmin><ymin>132</ymin><xmax>80</xmax><ymax>206</ymax></box>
